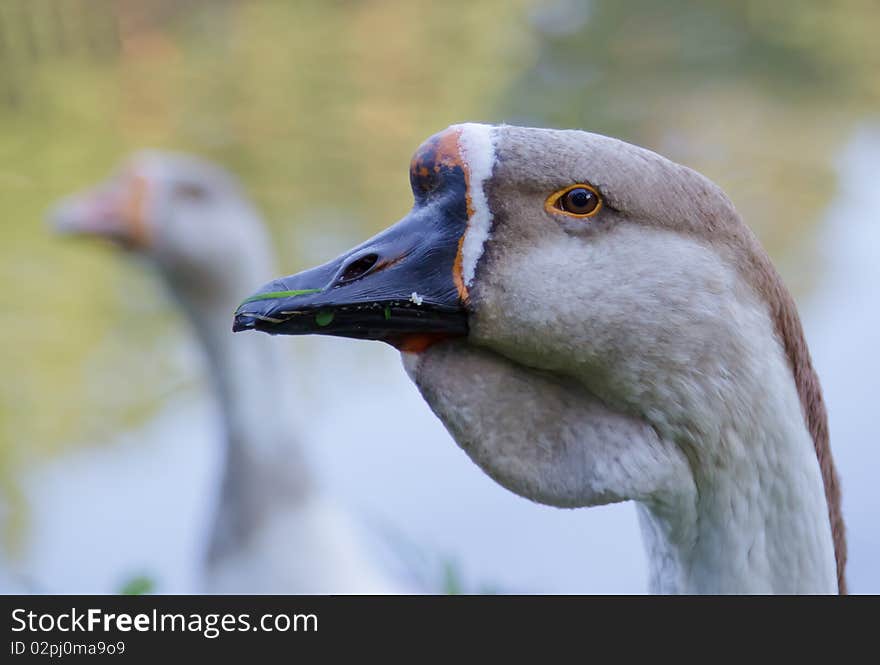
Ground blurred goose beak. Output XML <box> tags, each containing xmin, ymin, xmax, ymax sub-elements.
<box><xmin>50</xmin><ymin>173</ymin><xmax>152</xmax><ymax>250</ymax></box>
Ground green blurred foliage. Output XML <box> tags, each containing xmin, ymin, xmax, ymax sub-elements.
<box><xmin>442</xmin><ymin>559</ymin><xmax>464</xmax><ymax>595</ymax></box>
<box><xmin>118</xmin><ymin>573</ymin><xmax>156</xmax><ymax>596</ymax></box>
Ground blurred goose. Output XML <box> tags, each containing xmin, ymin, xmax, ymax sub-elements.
<box><xmin>52</xmin><ymin>151</ymin><xmax>398</xmax><ymax>593</ymax></box>
<box><xmin>234</xmin><ymin>124</ymin><xmax>846</xmax><ymax>594</ymax></box>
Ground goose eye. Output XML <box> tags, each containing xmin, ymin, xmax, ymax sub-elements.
<box><xmin>174</xmin><ymin>182</ymin><xmax>209</xmax><ymax>201</ymax></box>
<box><xmin>548</xmin><ymin>184</ymin><xmax>602</xmax><ymax>218</ymax></box>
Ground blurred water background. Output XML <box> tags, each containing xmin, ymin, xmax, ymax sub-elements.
<box><xmin>0</xmin><ymin>0</ymin><xmax>877</xmax><ymax>593</ymax></box>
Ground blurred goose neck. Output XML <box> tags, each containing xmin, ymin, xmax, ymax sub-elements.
<box><xmin>180</xmin><ymin>285</ymin><xmax>310</xmax><ymax>484</ymax></box>
<box><xmin>169</xmin><ymin>269</ymin><xmax>315</xmax><ymax>567</ymax></box>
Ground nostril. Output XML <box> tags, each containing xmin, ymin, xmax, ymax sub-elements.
<box><xmin>337</xmin><ymin>253</ymin><xmax>379</xmax><ymax>285</ymax></box>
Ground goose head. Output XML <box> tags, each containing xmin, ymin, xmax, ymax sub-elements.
<box><xmin>51</xmin><ymin>150</ymin><xmax>272</xmax><ymax>307</ymax></box>
<box><xmin>235</xmin><ymin>124</ymin><xmax>845</xmax><ymax>592</ymax></box>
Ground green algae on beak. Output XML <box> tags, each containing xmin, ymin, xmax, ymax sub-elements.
<box><xmin>236</xmin><ymin>288</ymin><xmax>321</xmax><ymax>311</ymax></box>
<box><xmin>315</xmin><ymin>310</ymin><xmax>334</xmax><ymax>327</ymax></box>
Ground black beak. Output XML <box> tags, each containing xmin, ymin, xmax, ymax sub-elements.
<box><xmin>233</xmin><ymin>170</ymin><xmax>470</xmax><ymax>346</ymax></box>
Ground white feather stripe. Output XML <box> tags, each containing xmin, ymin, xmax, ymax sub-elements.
<box><xmin>454</xmin><ymin>123</ymin><xmax>497</xmax><ymax>287</ymax></box>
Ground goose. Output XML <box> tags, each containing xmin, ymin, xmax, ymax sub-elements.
<box><xmin>51</xmin><ymin>151</ymin><xmax>399</xmax><ymax>593</ymax></box>
<box><xmin>233</xmin><ymin>123</ymin><xmax>847</xmax><ymax>594</ymax></box>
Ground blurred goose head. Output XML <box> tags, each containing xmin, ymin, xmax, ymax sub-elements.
<box><xmin>50</xmin><ymin>151</ymin><xmax>402</xmax><ymax>594</ymax></box>
<box><xmin>235</xmin><ymin>123</ymin><xmax>845</xmax><ymax>594</ymax></box>
<box><xmin>51</xmin><ymin>150</ymin><xmax>272</xmax><ymax>305</ymax></box>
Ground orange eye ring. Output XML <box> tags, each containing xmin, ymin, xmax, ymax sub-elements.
<box><xmin>545</xmin><ymin>183</ymin><xmax>602</xmax><ymax>218</ymax></box>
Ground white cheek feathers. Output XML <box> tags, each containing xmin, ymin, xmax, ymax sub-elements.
<box><xmin>453</xmin><ymin>123</ymin><xmax>497</xmax><ymax>289</ymax></box>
